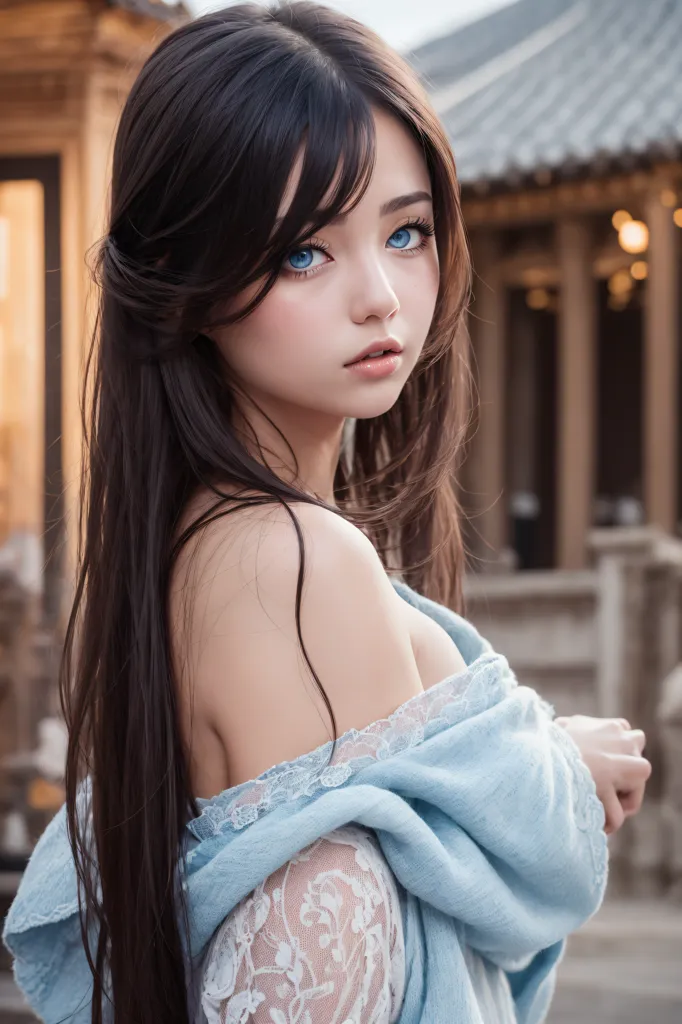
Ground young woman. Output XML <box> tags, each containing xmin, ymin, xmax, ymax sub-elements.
<box><xmin>4</xmin><ymin>4</ymin><xmax>651</xmax><ymax>1023</ymax></box>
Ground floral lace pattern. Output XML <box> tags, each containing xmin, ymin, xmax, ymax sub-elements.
<box><xmin>197</xmin><ymin>825</ymin><xmax>405</xmax><ymax>1024</ymax></box>
<box><xmin>187</xmin><ymin>652</ymin><xmax>511</xmax><ymax>841</ymax></box>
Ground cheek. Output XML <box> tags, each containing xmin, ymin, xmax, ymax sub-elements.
<box><xmin>254</xmin><ymin>285</ymin><xmax>324</xmax><ymax>344</ymax></box>
<box><xmin>400</xmin><ymin>250</ymin><xmax>440</xmax><ymax>326</ymax></box>
<box><xmin>218</xmin><ymin>283</ymin><xmax>329</xmax><ymax>382</ymax></box>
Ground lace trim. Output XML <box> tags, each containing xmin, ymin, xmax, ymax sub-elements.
<box><xmin>186</xmin><ymin>652</ymin><xmax>512</xmax><ymax>842</ymax></box>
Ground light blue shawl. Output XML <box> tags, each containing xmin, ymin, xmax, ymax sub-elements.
<box><xmin>3</xmin><ymin>581</ymin><xmax>608</xmax><ymax>1023</ymax></box>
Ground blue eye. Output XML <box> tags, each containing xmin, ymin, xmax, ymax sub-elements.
<box><xmin>385</xmin><ymin>226</ymin><xmax>421</xmax><ymax>251</ymax></box>
<box><xmin>284</xmin><ymin>246</ymin><xmax>328</xmax><ymax>273</ymax></box>
<box><xmin>288</xmin><ymin>248</ymin><xmax>314</xmax><ymax>270</ymax></box>
<box><xmin>388</xmin><ymin>227</ymin><xmax>414</xmax><ymax>250</ymax></box>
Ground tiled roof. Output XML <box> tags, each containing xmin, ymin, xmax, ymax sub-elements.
<box><xmin>108</xmin><ymin>0</ymin><xmax>188</xmax><ymax>22</ymax></box>
<box><xmin>408</xmin><ymin>0</ymin><xmax>682</xmax><ymax>186</ymax></box>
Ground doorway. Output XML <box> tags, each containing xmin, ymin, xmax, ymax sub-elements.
<box><xmin>0</xmin><ymin>156</ymin><xmax>62</xmax><ymax>622</ymax></box>
<box><xmin>506</xmin><ymin>287</ymin><xmax>557</xmax><ymax>570</ymax></box>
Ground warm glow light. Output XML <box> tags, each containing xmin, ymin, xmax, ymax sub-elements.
<box><xmin>522</xmin><ymin>268</ymin><xmax>550</xmax><ymax>288</ymax></box>
<box><xmin>660</xmin><ymin>188</ymin><xmax>677</xmax><ymax>208</ymax></box>
<box><xmin>630</xmin><ymin>260</ymin><xmax>648</xmax><ymax>281</ymax></box>
<box><xmin>526</xmin><ymin>287</ymin><xmax>550</xmax><ymax>310</ymax></box>
<box><xmin>608</xmin><ymin>269</ymin><xmax>634</xmax><ymax>296</ymax></box>
<box><xmin>28</xmin><ymin>777</ymin><xmax>66</xmax><ymax>812</ymax></box>
<box><xmin>608</xmin><ymin>294</ymin><xmax>630</xmax><ymax>312</ymax></box>
<box><xmin>674</xmin><ymin>208</ymin><xmax>682</xmax><ymax>228</ymax></box>
<box><xmin>0</xmin><ymin>216</ymin><xmax>9</xmax><ymax>300</ymax></box>
<box><xmin>612</xmin><ymin>209</ymin><xmax>632</xmax><ymax>230</ymax></box>
<box><xmin>618</xmin><ymin>219</ymin><xmax>649</xmax><ymax>254</ymax></box>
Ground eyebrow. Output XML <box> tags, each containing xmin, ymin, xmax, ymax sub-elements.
<box><xmin>379</xmin><ymin>190</ymin><xmax>433</xmax><ymax>217</ymax></box>
<box><xmin>276</xmin><ymin>190</ymin><xmax>433</xmax><ymax>232</ymax></box>
<box><xmin>329</xmin><ymin>190</ymin><xmax>433</xmax><ymax>226</ymax></box>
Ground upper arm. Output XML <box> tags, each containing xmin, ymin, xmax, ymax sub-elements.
<box><xmin>174</xmin><ymin>502</ymin><xmax>424</xmax><ymax>788</ymax></box>
<box><xmin>200</xmin><ymin>827</ymin><xmax>404</xmax><ymax>1024</ymax></box>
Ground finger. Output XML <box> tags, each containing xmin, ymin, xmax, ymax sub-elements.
<box><xmin>610</xmin><ymin>754</ymin><xmax>652</xmax><ymax>790</ymax></box>
<box><xmin>617</xmin><ymin>718</ymin><xmax>631</xmax><ymax>731</ymax></box>
<box><xmin>619</xmin><ymin>783</ymin><xmax>646</xmax><ymax>818</ymax></box>
<box><xmin>602</xmin><ymin>788</ymin><xmax>625</xmax><ymax>835</ymax></box>
<box><xmin>626</xmin><ymin>729</ymin><xmax>646</xmax><ymax>755</ymax></box>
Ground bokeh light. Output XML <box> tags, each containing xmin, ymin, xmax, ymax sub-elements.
<box><xmin>618</xmin><ymin>219</ymin><xmax>649</xmax><ymax>254</ymax></box>
<box><xmin>608</xmin><ymin>269</ymin><xmax>634</xmax><ymax>296</ymax></box>
<box><xmin>611</xmin><ymin>209</ymin><xmax>632</xmax><ymax>230</ymax></box>
<box><xmin>526</xmin><ymin>287</ymin><xmax>550</xmax><ymax>310</ymax></box>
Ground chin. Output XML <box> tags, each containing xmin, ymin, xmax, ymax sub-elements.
<box><xmin>341</xmin><ymin>383</ymin><xmax>407</xmax><ymax>420</ymax></box>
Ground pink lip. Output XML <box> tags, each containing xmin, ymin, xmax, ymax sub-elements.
<box><xmin>345</xmin><ymin>352</ymin><xmax>402</xmax><ymax>380</ymax></box>
<box><xmin>345</xmin><ymin>338</ymin><xmax>403</xmax><ymax>366</ymax></box>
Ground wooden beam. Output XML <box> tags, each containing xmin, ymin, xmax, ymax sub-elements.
<box><xmin>644</xmin><ymin>191</ymin><xmax>679</xmax><ymax>532</ymax></box>
<box><xmin>0</xmin><ymin>1</ymin><xmax>177</xmax><ymax>73</ymax></box>
<box><xmin>463</xmin><ymin>164</ymin><xmax>682</xmax><ymax>227</ymax></box>
<box><xmin>0</xmin><ymin>1</ymin><xmax>93</xmax><ymax>73</ymax></box>
<box><xmin>556</xmin><ymin>219</ymin><xmax>597</xmax><ymax>569</ymax></box>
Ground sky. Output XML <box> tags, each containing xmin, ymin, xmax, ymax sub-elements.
<box><xmin>186</xmin><ymin>0</ymin><xmax>518</xmax><ymax>51</ymax></box>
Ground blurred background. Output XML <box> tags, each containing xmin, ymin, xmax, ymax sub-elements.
<box><xmin>0</xmin><ymin>0</ymin><xmax>681</xmax><ymax>1020</ymax></box>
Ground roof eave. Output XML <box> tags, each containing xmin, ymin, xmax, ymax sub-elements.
<box><xmin>460</xmin><ymin>139</ymin><xmax>682</xmax><ymax>198</ymax></box>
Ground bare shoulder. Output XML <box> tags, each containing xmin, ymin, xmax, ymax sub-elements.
<box><xmin>170</xmin><ymin>497</ymin><xmax>424</xmax><ymax>794</ymax></box>
<box><xmin>172</xmin><ymin>494</ymin><xmax>396</xmax><ymax>621</ymax></box>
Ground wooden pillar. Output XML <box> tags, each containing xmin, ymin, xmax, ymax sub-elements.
<box><xmin>470</xmin><ymin>230</ymin><xmax>508</xmax><ymax>565</ymax></box>
<box><xmin>556</xmin><ymin>218</ymin><xmax>597</xmax><ymax>569</ymax></box>
<box><xmin>644</xmin><ymin>192</ymin><xmax>679</xmax><ymax>533</ymax></box>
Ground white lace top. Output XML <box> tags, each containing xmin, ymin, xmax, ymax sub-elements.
<box><xmin>197</xmin><ymin>824</ymin><xmax>405</xmax><ymax>1024</ymax></box>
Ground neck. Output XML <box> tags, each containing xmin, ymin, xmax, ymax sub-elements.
<box><xmin>232</xmin><ymin>391</ymin><xmax>346</xmax><ymax>506</ymax></box>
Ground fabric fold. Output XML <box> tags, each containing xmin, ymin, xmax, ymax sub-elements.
<box><xmin>3</xmin><ymin>581</ymin><xmax>608</xmax><ymax>1023</ymax></box>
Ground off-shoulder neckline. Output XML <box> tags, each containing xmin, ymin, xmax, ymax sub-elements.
<box><xmin>185</xmin><ymin>646</ymin><xmax>508</xmax><ymax>840</ymax></box>
<box><xmin>193</xmin><ymin>659</ymin><xmax>468</xmax><ymax>803</ymax></box>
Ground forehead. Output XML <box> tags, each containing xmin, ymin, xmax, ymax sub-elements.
<box><xmin>368</xmin><ymin>108</ymin><xmax>431</xmax><ymax>198</ymax></box>
<box><xmin>277</xmin><ymin>107</ymin><xmax>431</xmax><ymax>225</ymax></box>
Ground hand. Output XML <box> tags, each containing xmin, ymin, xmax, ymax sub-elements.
<box><xmin>554</xmin><ymin>715</ymin><xmax>652</xmax><ymax>835</ymax></box>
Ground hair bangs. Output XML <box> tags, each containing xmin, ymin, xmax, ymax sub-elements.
<box><xmin>269</xmin><ymin>73</ymin><xmax>376</xmax><ymax>253</ymax></box>
<box><xmin>221</xmin><ymin>70</ymin><xmax>376</xmax><ymax>323</ymax></box>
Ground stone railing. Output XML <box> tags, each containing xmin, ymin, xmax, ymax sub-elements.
<box><xmin>465</xmin><ymin>526</ymin><xmax>682</xmax><ymax>899</ymax></box>
<box><xmin>464</xmin><ymin>567</ymin><xmax>599</xmax><ymax>716</ymax></box>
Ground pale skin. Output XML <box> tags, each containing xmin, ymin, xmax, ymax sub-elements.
<box><xmin>169</xmin><ymin>108</ymin><xmax>650</xmax><ymax>837</ymax></box>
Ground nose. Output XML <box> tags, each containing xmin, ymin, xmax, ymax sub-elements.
<box><xmin>348</xmin><ymin>259</ymin><xmax>400</xmax><ymax>325</ymax></box>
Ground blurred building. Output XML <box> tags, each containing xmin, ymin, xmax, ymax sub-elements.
<box><xmin>0</xmin><ymin>0</ymin><xmax>187</xmax><ymax>862</ymax></box>
<box><xmin>411</xmin><ymin>0</ymin><xmax>682</xmax><ymax>895</ymax></box>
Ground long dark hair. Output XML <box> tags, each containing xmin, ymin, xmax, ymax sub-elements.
<box><xmin>59</xmin><ymin>3</ymin><xmax>472</xmax><ymax>1021</ymax></box>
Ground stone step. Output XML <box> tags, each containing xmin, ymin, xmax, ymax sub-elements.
<box><xmin>558</xmin><ymin>954</ymin><xmax>682</xmax><ymax>1000</ymax></box>
<box><xmin>552</xmin><ymin>898</ymin><xmax>682</xmax><ymax>1020</ymax></box>
<box><xmin>548</xmin><ymin>987</ymin><xmax>682</xmax><ymax>1024</ymax></box>
<box><xmin>564</xmin><ymin>898</ymin><xmax>682</xmax><ymax>960</ymax></box>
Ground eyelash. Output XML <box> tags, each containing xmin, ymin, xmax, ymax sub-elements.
<box><xmin>282</xmin><ymin>216</ymin><xmax>436</xmax><ymax>280</ymax></box>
